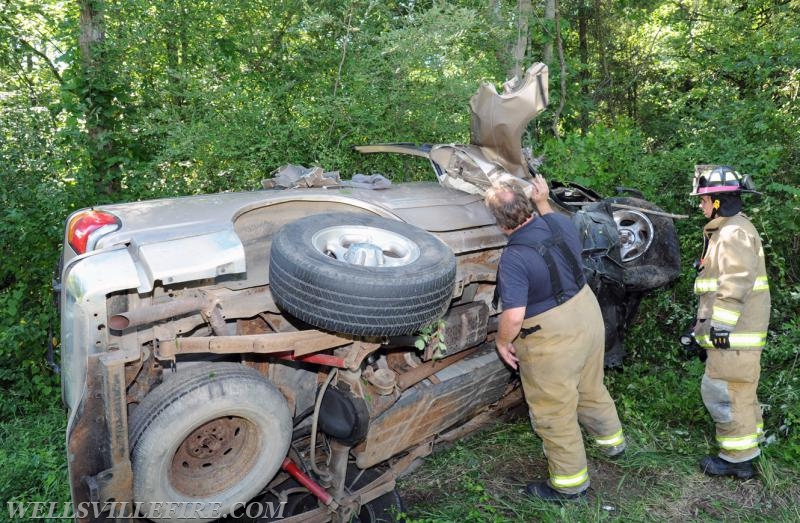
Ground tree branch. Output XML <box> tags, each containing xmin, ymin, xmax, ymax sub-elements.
<box><xmin>17</xmin><ymin>37</ymin><xmax>63</xmax><ymax>84</ymax></box>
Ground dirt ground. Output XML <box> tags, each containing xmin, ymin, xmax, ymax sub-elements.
<box><xmin>398</xmin><ymin>424</ymin><xmax>800</xmax><ymax>521</ymax></box>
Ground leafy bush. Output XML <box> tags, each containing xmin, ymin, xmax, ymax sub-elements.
<box><xmin>0</xmin><ymin>102</ymin><xmax>71</xmax><ymax>416</ymax></box>
<box><xmin>537</xmin><ymin>119</ymin><xmax>647</xmax><ymax>194</ymax></box>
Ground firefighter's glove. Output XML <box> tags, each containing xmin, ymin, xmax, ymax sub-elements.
<box><xmin>709</xmin><ymin>326</ymin><xmax>731</xmax><ymax>349</ymax></box>
<box><xmin>681</xmin><ymin>341</ymin><xmax>704</xmax><ymax>361</ymax></box>
<box><xmin>679</xmin><ymin>328</ymin><xmax>706</xmax><ymax>362</ymax></box>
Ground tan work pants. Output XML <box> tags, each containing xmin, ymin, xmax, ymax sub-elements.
<box><xmin>516</xmin><ymin>285</ymin><xmax>623</xmax><ymax>494</ymax></box>
<box><xmin>701</xmin><ymin>349</ymin><xmax>763</xmax><ymax>462</ymax></box>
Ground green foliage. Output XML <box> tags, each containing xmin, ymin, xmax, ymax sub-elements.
<box><xmin>0</xmin><ymin>403</ymin><xmax>69</xmax><ymax>505</ymax></box>
<box><xmin>538</xmin><ymin>119</ymin><xmax>646</xmax><ymax>193</ymax></box>
<box><xmin>760</xmin><ymin>314</ymin><xmax>800</xmax><ymax>463</ymax></box>
<box><xmin>0</xmin><ymin>92</ymin><xmax>73</xmax><ymax>412</ymax></box>
<box><xmin>415</xmin><ymin>319</ymin><xmax>448</xmax><ymax>360</ymax></box>
<box><xmin>1</xmin><ymin>0</ymin><xmax>799</xmax><ymax>514</ymax></box>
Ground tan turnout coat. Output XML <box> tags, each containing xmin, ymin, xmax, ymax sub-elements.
<box><xmin>694</xmin><ymin>213</ymin><xmax>770</xmax><ymax>349</ymax></box>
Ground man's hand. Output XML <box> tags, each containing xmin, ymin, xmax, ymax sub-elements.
<box><xmin>710</xmin><ymin>326</ymin><xmax>731</xmax><ymax>349</ymax></box>
<box><xmin>496</xmin><ymin>306</ymin><xmax>525</xmax><ymax>370</ymax></box>
<box><xmin>496</xmin><ymin>340</ymin><xmax>519</xmax><ymax>370</ymax></box>
<box><xmin>530</xmin><ymin>173</ymin><xmax>553</xmax><ymax>215</ymax></box>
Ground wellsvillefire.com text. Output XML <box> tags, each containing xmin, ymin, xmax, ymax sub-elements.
<box><xmin>7</xmin><ymin>501</ymin><xmax>288</xmax><ymax>519</ymax></box>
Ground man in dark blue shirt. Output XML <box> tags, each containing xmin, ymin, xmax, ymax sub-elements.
<box><xmin>496</xmin><ymin>204</ymin><xmax>583</xmax><ymax>318</ymax></box>
<box><xmin>485</xmin><ymin>175</ymin><xmax>625</xmax><ymax>502</ymax></box>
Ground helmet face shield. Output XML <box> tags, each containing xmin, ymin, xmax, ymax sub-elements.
<box><xmin>690</xmin><ymin>164</ymin><xmax>755</xmax><ymax>196</ymax></box>
<box><xmin>740</xmin><ymin>173</ymin><xmax>757</xmax><ymax>192</ymax></box>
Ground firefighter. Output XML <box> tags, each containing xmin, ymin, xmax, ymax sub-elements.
<box><xmin>486</xmin><ymin>174</ymin><xmax>625</xmax><ymax>502</ymax></box>
<box><xmin>689</xmin><ymin>165</ymin><xmax>770</xmax><ymax>479</ymax></box>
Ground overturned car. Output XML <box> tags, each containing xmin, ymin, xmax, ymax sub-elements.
<box><xmin>57</xmin><ymin>64</ymin><xmax>680</xmax><ymax>522</ymax></box>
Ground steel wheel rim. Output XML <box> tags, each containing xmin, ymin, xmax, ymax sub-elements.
<box><xmin>170</xmin><ymin>416</ymin><xmax>260</xmax><ymax>497</ymax></box>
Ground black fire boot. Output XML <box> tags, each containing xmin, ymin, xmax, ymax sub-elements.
<box><xmin>604</xmin><ymin>442</ymin><xmax>627</xmax><ymax>460</ymax></box>
<box><xmin>524</xmin><ymin>481</ymin><xmax>587</xmax><ymax>502</ymax></box>
<box><xmin>699</xmin><ymin>456</ymin><xmax>756</xmax><ymax>479</ymax></box>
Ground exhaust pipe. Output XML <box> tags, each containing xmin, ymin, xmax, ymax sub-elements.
<box><xmin>109</xmin><ymin>297</ymin><xmax>209</xmax><ymax>330</ymax></box>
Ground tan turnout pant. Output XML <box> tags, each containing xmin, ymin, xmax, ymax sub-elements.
<box><xmin>701</xmin><ymin>349</ymin><xmax>763</xmax><ymax>462</ymax></box>
<box><xmin>516</xmin><ymin>285</ymin><xmax>624</xmax><ymax>494</ymax></box>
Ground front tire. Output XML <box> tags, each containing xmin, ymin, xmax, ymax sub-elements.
<box><xmin>129</xmin><ymin>363</ymin><xmax>292</xmax><ymax>521</ymax></box>
<box><xmin>609</xmin><ymin>196</ymin><xmax>680</xmax><ymax>291</ymax></box>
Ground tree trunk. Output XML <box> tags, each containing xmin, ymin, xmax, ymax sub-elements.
<box><xmin>165</xmin><ymin>0</ymin><xmax>187</xmax><ymax>109</ymax></box>
<box><xmin>551</xmin><ymin>0</ymin><xmax>566</xmax><ymax>139</ymax></box>
<box><xmin>509</xmin><ymin>0</ymin><xmax>532</xmax><ymax>80</ymax></box>
<box><xmin>78</xmin><ymin>0</ymin><xmax>103</xmax><ymax>71</ymax></box>
<box><xmin>543</xmin><ymin>0</ymin><xmax>555</xmax><ymax>64</ymax></box>
<box><xmin>78</xmin><ymin>0</ymin><xmax>120</xmax><ymax>196</ymax></box>
<box><xmin>578</xmin><ymin>0</ymin><xmax>590</xmax><ymax>135</ymax></box>
<box><xmin>594</xmin><ymin>0</ymin><xmax>613</xmax><ymax>119</ymax></box>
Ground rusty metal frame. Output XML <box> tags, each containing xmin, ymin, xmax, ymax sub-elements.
<box><xmin>67</xmin><ymin>352</ymin><xmax>136</xmax><ymax>523</ymax></box>
<box><xmin>274</xmin><ymin>439</ymin><xmax>433</xmax><ymax>523</ymax></box>
<box><xmin>155</xmin><ymin>330</ymin><xmax>354</xmax><ymax>360</ymax></box>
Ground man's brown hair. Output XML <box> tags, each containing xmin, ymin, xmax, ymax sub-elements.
<box><xmin>485</xmin><ymin>182</ymin><xmax>534</xmax><ymax>231</ymax></box>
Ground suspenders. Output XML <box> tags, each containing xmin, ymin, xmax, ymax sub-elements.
<box><xmin>493</xmin><ymin>214</ymin><xmax>586</xmax><ymax>310</ymax></box>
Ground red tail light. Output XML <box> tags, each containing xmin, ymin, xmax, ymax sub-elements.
<box><xmin>67</xmin><ymin>210</ymin><xmax>121</xmax><ymax>254</ymax></box>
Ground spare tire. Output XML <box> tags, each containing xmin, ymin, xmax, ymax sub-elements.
<box><xmin>269</xmin><ymin>212</ymin><xmax>456</xmax><ymax>336</ymax></box>
<box><xmin>608</xmin><ymin>196</ymin><xmax>680</xmax><ymax>291</ymax></box>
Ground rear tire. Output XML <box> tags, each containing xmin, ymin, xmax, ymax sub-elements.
<box><xmin>237</xmin><ymin>465</ymin><xmax>403</xmax><ymax>522</ymax></box>
<box><xmin>129</xmin><ymin>363</ymin><xmax>292</xmax><ymax>521</ymax></box>
<box><xmin>354</xmin><ymin>487</ymin><xmax>403</xmax><ymax>522</ymax></box>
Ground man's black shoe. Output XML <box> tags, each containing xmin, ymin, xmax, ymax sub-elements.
<box><xmin>524</xmin><ymin>481</ymin><xmax>587</xmax><ymax>502</ymax></box>
<box><xmin>699</xmin><ymin>456</ymin><xmax>756</xmax><ymax>479</ymax></box>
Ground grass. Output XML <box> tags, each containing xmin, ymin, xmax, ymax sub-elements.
<box><xmin>0</xmin><ymin>402</ymin><xmax>70</xmax><ymax>512</ymax></box>
<box><xmin>396</xmin><ymin>353</ymin><xmax>800</xmax><ymax>523</ymax></box>
<box><xmin>397</xmin><ymin>422</ymin><xmax>800</xmax><ymax>522</ymax></box>
<box><xmin>1</xmin><ymin>296</ymin><xmax>797</xmax><ymax>522</ymax></box>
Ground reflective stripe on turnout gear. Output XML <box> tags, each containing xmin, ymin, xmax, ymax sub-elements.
<box><xmin>717</xmin><ymin>433</ymin><xmax>759</xmax><ymax>451</ymax></box>
<box><xmin>753</xmin><ymin>277</ymin><xmax>769</xmax><ymax>291</ymax></box>
<box><xmin>696</xmin><ymin>332</ymin><xmax>767</xmax><ymax>349</ymax></box>
<box><xmin>550</xmin><ymin>467</ymin><xmax>589</xmax><ymax>489</ymax></box>
<box><xmin>694</xmin><ymin>276</ymin><xmax>769</xmax><ymax>294</ymax></box>
<box><xmin>594</xmin><ymin>429</ymin><xmax>625</xmax><ymax>447</ymax></box>
<box><xmin>711</xmin><ymin>305</ymin><xmax>740</xmax><ymax>326</ymax></box>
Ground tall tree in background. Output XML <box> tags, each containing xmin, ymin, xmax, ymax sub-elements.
<box><xmin>550</xmin><ymin>0</ymin><xmax>567</xmax><ymax>138</ymax></box>
<box><xmin>77</xmin><ymin>0</ymin><xmax>122</xmax><ymax>196</ymax></box>
<box><xmin>509</xmin><ymin>0</ymin><xmax>532</xmax><ymax>80</ymax></box>
<box><xmin>542</xmin><ymin>0</ymin><xmax>555</xmax><ymax>64</ymax></box>
<box><xmin>576</xmin><ymin>0</ymin><xmax>590</xmax><ymax>133</ymax></box>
